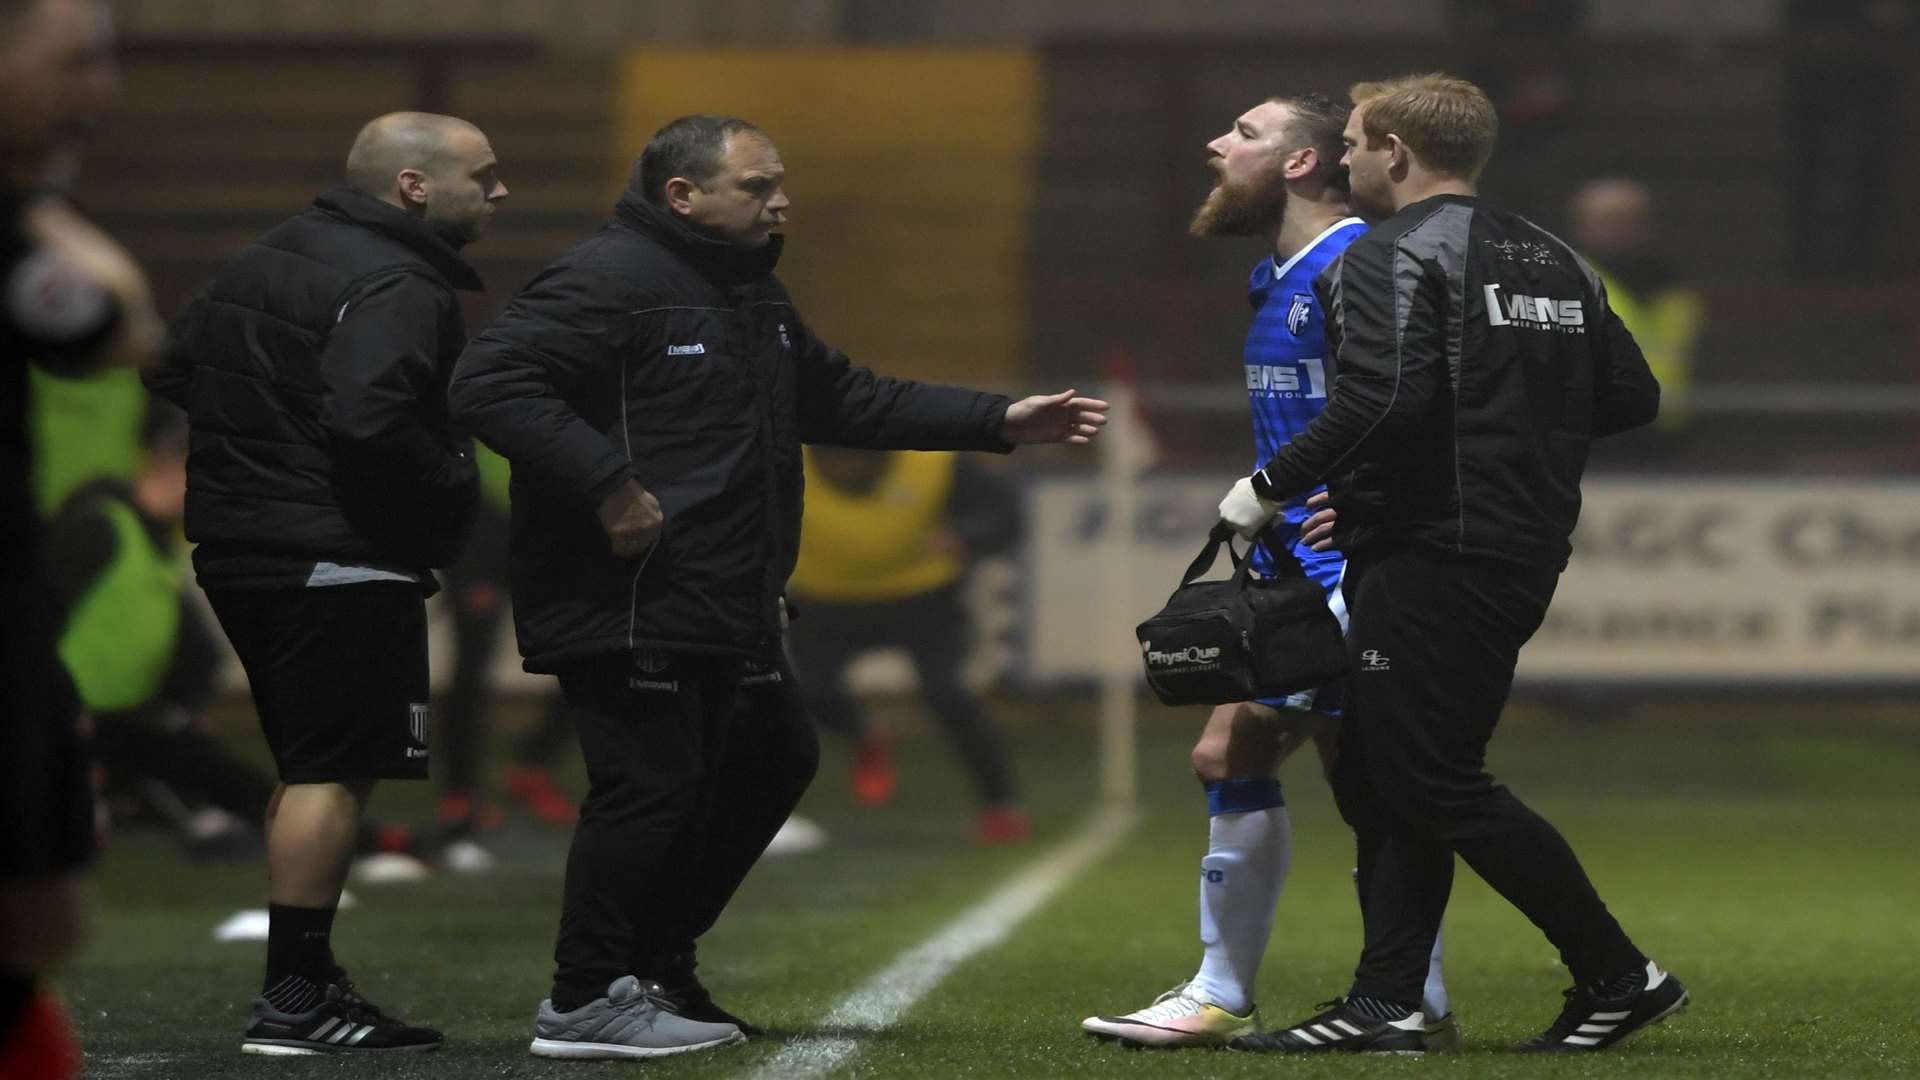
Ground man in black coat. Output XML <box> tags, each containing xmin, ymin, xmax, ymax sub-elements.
<box><xmin>149</xmin><ymin>110</ymin><xmax>506</xmax><ymax>1056</ymax></box>
<box><xmin>450</xmin><ymin>113</ymin><xmax>1106</xmax><ymax>1061</ymax></box>
<box><xmin>1219</xmin><ymin>75</ymin><xmax>1681</xmax><ymax>1056</ymax></box>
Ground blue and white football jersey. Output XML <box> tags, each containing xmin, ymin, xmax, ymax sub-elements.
<box><xmin>1243</xmin><ymin>216</ymin><xmax>1366</xmax><ymax>586</ymax></box>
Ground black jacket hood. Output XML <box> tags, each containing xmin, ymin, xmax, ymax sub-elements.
<box><xmin>612</xmin><ymin>191</ymin><xmax>784</xmax><ymax>288</ymax></box>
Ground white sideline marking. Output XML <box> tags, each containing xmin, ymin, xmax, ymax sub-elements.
<box><xmin>743</xmin><ymin>803</ymin><xmax>1138</xmax><ymax>1080</ymax></box>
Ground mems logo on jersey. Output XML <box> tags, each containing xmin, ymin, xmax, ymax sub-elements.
<box><xmin>1246</xmin><ymin>358</ymin><xmax>1329</xmax><ymax>399</ymax></box>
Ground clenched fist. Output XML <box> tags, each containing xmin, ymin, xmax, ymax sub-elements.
<box><xmin>596</xmin><ymin>478</ymin><xmax>663</xmax><ymax>560</ymax></box>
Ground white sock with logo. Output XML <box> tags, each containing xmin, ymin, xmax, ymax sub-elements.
<box><xmin>1188</xmin><ymin>791</ymin><xmax>1291</xmax><ymax>1017</ymax></box>
<box><xmin>1422</xmin><ymin>925</ymin><xmax>1450</xmax><ymax>1019</ymax></box>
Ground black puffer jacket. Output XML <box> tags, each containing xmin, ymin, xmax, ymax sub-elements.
<box><xmin>449</xmin><ymin>194</ymin><xmax>1011</xmax><ymax>672</ymax></box>
<box><xmin>150</xmin><ymin>188</ymin><xmax>482</xmax><ymax>590</ymax></box>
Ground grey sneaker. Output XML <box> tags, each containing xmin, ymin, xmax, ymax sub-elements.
<box><xmin>528</xmin><ymin>976</ymin><xmax>745</xmax><ymax>1060</ymax></box>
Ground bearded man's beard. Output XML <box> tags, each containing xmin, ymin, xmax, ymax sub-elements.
<box><xmin>1189</xmin><ymin>176</ymin><xmax>1286</xmax><ymax>238</ymax></box>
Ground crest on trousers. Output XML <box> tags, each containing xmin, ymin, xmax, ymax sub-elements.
<box><xmin>635</xmin><ymin>649</ymin><xmax>670</xmax><ymax>674</ymax></box>
<box><xmin>408</xmin><ymin>703</ymin><xmax>431</xmax><ymax>746</ymax></box>
<box><xmin>1286</xmin><ymin>293</ymin><xmax>1313</xmax><ymax>336</ymax></box>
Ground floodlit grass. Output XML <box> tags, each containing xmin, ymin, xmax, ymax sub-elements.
<box><xmin>64</xmin><ymin>694</ymin><xmax>1920</xmax><ymax>1078</ymax></box>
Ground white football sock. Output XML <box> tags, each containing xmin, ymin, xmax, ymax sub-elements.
<box><xmin>1188</xmin><ymin>805</ymin><xmax>1291</xmax><ymax>1016</ymax></box>
<box><xmin>1421</xmin><ymin>923</ymin><xmax>1450</xmax><ymax>1019</ymax></box>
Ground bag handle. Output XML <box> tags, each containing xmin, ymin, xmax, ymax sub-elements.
<box><xmin>1173</xmin><ymin>521</ymin><xmax>1310</xmax><ymax>601</ymax></box>
<box><xmin>1170</xmin><ymin>523</ymin><xmax>1252</xmax><ymax>601</ymax></box>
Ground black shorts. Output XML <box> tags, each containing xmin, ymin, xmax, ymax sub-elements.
<box><xmin>208</xmin><ymin>583</ymin><xmax>431</xmax><ymax>783</ymax></box>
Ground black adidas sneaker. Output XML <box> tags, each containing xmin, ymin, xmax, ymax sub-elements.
<box><xmin>1514</xmin><ymin>961</ymin><xmax>1689</xmax><ymax>1052</ymax></box>
<box><xmin>1228</xmin><ymin>998</ymin><xmax>1427</xmax><ymax>1055</ymax></box>
<box><xmin>241</xmin><ymin>977</ymin><xmax>443</xmax><ymax>1055</ymax></box>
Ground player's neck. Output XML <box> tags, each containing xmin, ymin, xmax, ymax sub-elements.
<box><xmin>1269</xmin><ymin>199</ymin><xmax>1352</xmax><ymax>266</ymax></box>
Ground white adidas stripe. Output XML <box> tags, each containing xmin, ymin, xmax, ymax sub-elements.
<box><xmin>1577</xmin><ymin>1022</ymin><xmax>1617</xmax><ymax>1034</ymax></box>
<box><xmin>1290</xmin><ymin>1028</ymin><xmax>1322</xmax><ymax>1046</ymax></box>
<box><xmin>1565</xmin><ymin>1034</ymin><xmax>1602</xmax><ymax>1046</ymax></box>
<box><xmin>309</xmin><ymin>1018</ymin><xmax>341</xmax><ymax>1041</ymax></box>
<box><xmin>1332</xmin><ymin>1018</ymin><xmax>1364</xmax><ymax>1036</ymax></box>
<box><xmin>1591</xmin><ymin>1010</ymin><xmax>1630</xmax><ymax>1021</ymax></box>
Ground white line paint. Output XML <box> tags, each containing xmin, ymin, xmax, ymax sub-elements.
<box><xmin>743</xmin><ymin>802</ymin><xmax>1138</xmax><ymax>1080</ymax></box>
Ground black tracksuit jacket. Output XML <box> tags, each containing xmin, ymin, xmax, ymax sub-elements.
<box><xmin>148</xmin><ymin>188</ymin><xmax>482</xmax><ymax>590</ymax></box>
<box><xmin>1255</xmin><ymin>193</ymin><xmax>1661</xmax><ymax>568</ymax></box>
<box><xmin>448</xmin><ymin>194</ymin><xmax>1012</xmax><ymax>673</ymax></box>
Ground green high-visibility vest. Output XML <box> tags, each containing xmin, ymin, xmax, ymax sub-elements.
<box><xmin>476</xmin><ymin>442</ymin><xmax>511</xmax><ymax>514</ymax></box>
<box><xmin>57</xmin><ymin>498</ymin><xmax>182</xmax><ymax>712</ymax></box>
<box><xmin>30</xmin><ymin>365</ymin><xmax>144</xmax><ymax>515</ymax></box>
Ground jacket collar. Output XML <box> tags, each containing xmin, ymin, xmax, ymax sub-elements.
<box><xmin>311</xmin><ymin>187</ymin><xmax>484</xmax><ymax>291</ymax></box>
<box><xmin>612</xmin><ymin>190</ymin><xmax>783</xmax><ymax>288</ymax></box>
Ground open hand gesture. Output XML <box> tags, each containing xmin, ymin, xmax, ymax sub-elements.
<box><xmin>1000</xmin><ymin>388</ymin><xmax>1110</xmax><ymax>445</ymax></box>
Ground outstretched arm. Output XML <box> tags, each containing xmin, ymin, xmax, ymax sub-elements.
<box><xmin>790</xmin><ymin>314</ymin><xmax>1106</xmax><ymax>450</ymax></box>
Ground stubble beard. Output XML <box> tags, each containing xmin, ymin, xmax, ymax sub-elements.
<box><xmin>427</xmin><ymin>207</ymin><xmax>485</xmax><ymax>249</ymax></box>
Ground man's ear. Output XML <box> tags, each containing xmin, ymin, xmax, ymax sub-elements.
<box><xmin>396</xmin><ymin>168</ymin><xmax>430</xmax><ymax>209</ymax></box>
<box><xmin>1284</xmin><ymin>146</ymin><xmax>1319</xmax><ymax>181</ymax></box>
<box><xmin>664</xmin><ymin>176</ymin><xmax>699</xmax><ymax>215</ymax></box>
<box><xmin>1385</xmin><ymin>134</ymin><xmax>1412</xmax><ymax>177</ymax></box>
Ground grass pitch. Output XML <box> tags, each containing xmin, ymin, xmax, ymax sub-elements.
<box><xmin>65</xmin><ymin>694</ymin><xmax>1920</xmax><ymax>1078</ymax></box>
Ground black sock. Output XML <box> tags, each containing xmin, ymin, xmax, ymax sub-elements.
<box><xmin>1</xmin><ymin>973</ymin><xmax>36</xmax><ymax>1044</ymax></box>
<box><xmin>1346</xmin><ymin>995</ymin><xmax>1415</xmax><ymax>1022</ymax></box>
<box><xmin>263</xmin><ymin>903</ymin><xmax>337</xmax><ymax>1007</ymax></box>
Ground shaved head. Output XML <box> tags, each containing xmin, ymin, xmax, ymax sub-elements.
<box><xmin>345</xmin><ymin>111</ymin><xmax>480</xmax><ymax>195</ymax></box>
<box><xmin>344</xmin><ymin>111</ymin><xmax>507</xmax><ymax>247</ymax></box>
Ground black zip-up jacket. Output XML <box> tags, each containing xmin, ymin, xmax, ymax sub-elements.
<box><xmin>448</xmin><ymin>194</ymin><xmax>1012</xmax><ymax>672</ymax></box>
<box><xmin>147</xmin><ymin>187</ymin><xmax>482</xmax><ymax>590</ymax></box>
<box><xmin>1254</xmin><ymin>194</ymin><xmax>1660</xmax><ymax>568</ymax></box>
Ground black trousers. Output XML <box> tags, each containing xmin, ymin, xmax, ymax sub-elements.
<box><xmin>1332</xmin><ymin>547</ymin><xmax>1644</xmax><ymax>1007</ymax></box>
<box><xmin>549</xmin><ymin>648</ymin><xmax>818</xmax><ymax>1007</ymax></box>
<box><xmin>787</xmin><ymin>585</ymin><xmax>1016</xmax><ymax>806</ymax></box>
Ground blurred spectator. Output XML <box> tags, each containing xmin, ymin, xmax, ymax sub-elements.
<box><xmin>3</xmin><ymin>0</ymin><xmax>163</xmax><ymax>1075</ymax></box>
<box><xmin>436</xmin><ymin>442</ymin><xmax>579</xmax><ymax>850</ymax></box>
<box><xmin>1570</xmin><ymin>178</ymin><xmax>1705</xmax><ymax>439</ymax></box>
<box><xmin>786</xmin><ymin>447</ymin><xmax>1030</xmax><ymax>844</ymax></box>
<box><xmin>1783</xmin><ymin>0</ymin><xmax>1911</xmax><ymax>277</ymax></box>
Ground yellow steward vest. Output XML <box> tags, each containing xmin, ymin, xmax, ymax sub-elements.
<box><xmin>789</xmin><ymin>450</ymin><xmax>963</xmax><ymax>602</ymax></box>
<box><xmin>1596</xmin><ymin>266</ymin><xmax>1704</xmax><ymax>429</ymax></box>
